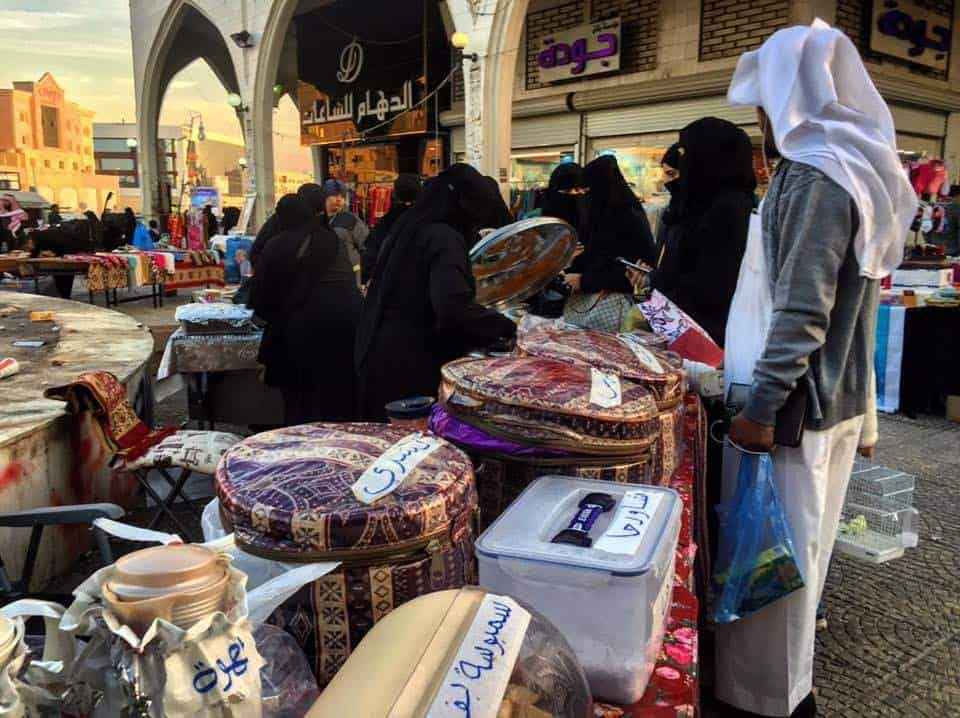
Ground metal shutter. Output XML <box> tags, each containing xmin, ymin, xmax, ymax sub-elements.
<box><xmin>890</xmin><ymin>105</ymin><xmax>947</xmax><ymax>139</ymax></box>
<box><xmin>584</xmin><ymin>96</ymin><xmax>756</xmax><ymax>138</ymax></box>
<box><xmin>511</xmin><ymin>114</ymin><xmax>580</xmax><ymax>149</ymax></box>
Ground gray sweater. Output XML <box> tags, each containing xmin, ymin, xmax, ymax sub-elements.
<box><xmin>744</xmin><ymin>159</ymin><xmax>880</xmax><ymax>433</ymax></box>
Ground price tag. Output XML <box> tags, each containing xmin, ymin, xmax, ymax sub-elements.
<box><xmin>618</xmin><ymin>334</ymin><xmax>664</xmax><ymax>374</ymax></box>
<box><xmin>351</xmin><ymin>433</ymin><xmax>444</xmax><ymax>505</ymax></box>
<box><xmin>593</xmin><ymin>489</ymin><xmax>664</xmax><ymax>555</ymax></box>
<box><xmin>425</xmin><ymin>594</ymin><xmax>531</xmax><ymax>718</ymax></box>
<box><xmin>589</xmin><ymin>368</ymin><xmax>622</xmax><ymax>408</ymax></box>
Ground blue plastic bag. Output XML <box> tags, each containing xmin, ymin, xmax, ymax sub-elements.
<box><xmin>712</xmin><ymin>450</ymin><xmax>805</xmax><ymax>623</ymax></box>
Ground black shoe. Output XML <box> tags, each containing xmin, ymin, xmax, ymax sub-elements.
<box><xmin>790</xmin><ymin>693</ymin><xmax>817</xmax><ymax>718</ymax></box>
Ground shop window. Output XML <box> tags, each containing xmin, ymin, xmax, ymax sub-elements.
<box><xmin>93</xmin><ymin>138</ymin><xmax>131</xmax><ymax>153</ymax></box>
<box><xmin>41</xmin><ymin>106</ymin><xmax>60</xmax><ymax>147</ymax></box>
<box><xmin>58</xmin><ymin>161</ymin><xmax>65</xmax><ymax>170</ymax></box>
<box><xmin>97</xmin><ymin>157</ymin><xmax>136</xmax><ymax>171</ymax></box>
<box><xmin>44</xmin><ymin>159</ymin><xmax>50</xmax><ymax>169</ymax></box>
<box><xmin>588</xmin><ymin>141</ymin><xmax>670</xmax><ymax>200</ymax></box>
<box><xmin>119</xmin><ymin>174</ymin><xmax>139</xmax><ymax>188</ymax></box>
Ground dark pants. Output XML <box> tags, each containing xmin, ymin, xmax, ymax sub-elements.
<box><xmin>53</xmin><ymin>274</ymin><xmax>75</xmax><ymax>299</ymax></box>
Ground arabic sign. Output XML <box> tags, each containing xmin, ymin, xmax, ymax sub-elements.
<box><xmin>536</xmin><ymin>18</ymin><xmax>621</xmax><ymax>83</ymax></box>
<box><xmin>593</xmin><ymin>489</ymin><xmax>664</xmax><ymax>555</ymax></box>
<box><xmin>871</xmin><ymin>0</ymin><xmax>952</xmax><ymax>71</ymax></box>
<box><xmin>296</xmin><ymin>2</ymin><xmax>445</xmax><ymax>145</ymax></box>
<box><xmin>350</xmin><ymin>432</ymin><xmax>445</xmax><ymax>504</ymax></box>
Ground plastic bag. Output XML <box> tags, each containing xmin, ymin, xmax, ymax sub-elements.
<box><xmin>712</xmin><ymin>450</ymin><xmax>805</xmax><ymax>623</ymax></box>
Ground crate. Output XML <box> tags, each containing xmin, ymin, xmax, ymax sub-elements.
<box><xmin>836</xmin><ymin>492</ymin><xmax>917</xmax><ymax>564</ymax></box>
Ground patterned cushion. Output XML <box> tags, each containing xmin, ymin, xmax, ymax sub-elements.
<box><xmin>125</xmin><ymin>430</ymin><xmax>242</xmax><ymax>474</ymax></box>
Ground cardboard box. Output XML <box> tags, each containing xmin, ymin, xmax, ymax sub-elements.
<box><xmin>947</xmin><ymin>395</ymin><xmax>960</xmax><ymax>423</ymax></box>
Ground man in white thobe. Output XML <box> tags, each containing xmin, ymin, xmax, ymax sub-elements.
<box><xmin>718</xmin><ymin>20</ymin><xmax>915</xmax><ymax>718</ymax></box>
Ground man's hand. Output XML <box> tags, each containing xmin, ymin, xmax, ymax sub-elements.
<box><xmin>564</xmin><ymin>273</ymin><xmax>582</xmax><ymax>293</ymax></box>
<box><xmin>857</xmin><ymin>445</ymin><xmax>874</xmax><ymax>459</ymax></box>
<box><xmin>729</xmin><ymin>412</ymin><xmax>775</xmax><ymax>452</ymax></box>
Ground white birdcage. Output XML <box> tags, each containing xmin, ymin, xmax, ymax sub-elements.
<box><xmin>836</xmin><ymin>461</ymin><xmax>919</xmax><ymax>564</ymax></box>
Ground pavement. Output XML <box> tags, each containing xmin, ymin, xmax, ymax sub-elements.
<box><xmin>27</xmin><ymin>281</ymin><xmax>960</xmax><ymax>717</ymax></box>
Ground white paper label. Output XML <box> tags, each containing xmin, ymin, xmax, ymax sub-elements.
<box><xmin>593</xmin><ymin>489</ymin><xmax>664</xmax><ymax>555</ymax></box>
<box><xmin>425</xmin><ymin>594</ymin><xmax>532</xmax><ymax>718</ymax></box>
<box><xmin>589</xmin><ymin>368</ymin><xmax>622</xmax><ymax>408</ymax></box>
<box><xmin>618</xmin><ymin>334</ymin><xmax>664</xmax><ymax>374</ymax></box>
<box><xmin>351</xmin><ymin>433</ymin><xmax>444</xmax><ymax>505</ymax></box>
<box><xmin>164</xmin><ymin>625</ymin><xmax>264</xmax><ymax>715</ymax></box>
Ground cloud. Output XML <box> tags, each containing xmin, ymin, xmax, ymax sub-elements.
<box><xmin>0</xmin><ymin>10</ymin><xmax>84</xmax><ymax>30</ymax></box>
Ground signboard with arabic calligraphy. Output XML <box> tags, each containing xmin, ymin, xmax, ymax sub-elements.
<box><xmin>536</xmin><ymin>18</ymin><xmax>621</xmax><ymax>84</ymax></box>
<box><xmin>870</xmin><ymin>0</ymin><xmax>952</xmax><ymax>72</ymax></box>
<box><xmin>295</xmin><ymin>2</ymin><xmax>446</xmax><ymax>146</ymax></box>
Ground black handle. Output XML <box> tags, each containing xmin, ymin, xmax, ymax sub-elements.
<box><xmin>551</xmin><ymin>492</ymin><xmax>617</xmax><ymax>547</ymax></box>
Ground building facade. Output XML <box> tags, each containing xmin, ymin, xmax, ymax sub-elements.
<box><xmin>93</xmin><ymin>122</ymin><xmax>182</xmax><ymax>213</ymax></box>
<box><xmin>0</xmin><ymin>73</ymin><xmax>118</xmax><ymax>213</ymax></box>
<box><xmin>129</xmin><ymin>0</ymin><xmax>960</xmax><ymax>228</ymax></box>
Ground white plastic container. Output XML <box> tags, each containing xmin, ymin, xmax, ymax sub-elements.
<box><xmin>476</xmin><ymin>476</ymin><xmax>681</xmax><ymax>704</ymax></box>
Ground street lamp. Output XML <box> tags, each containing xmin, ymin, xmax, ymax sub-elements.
<box><xmin>227</xmin><ymin>93</ymin><xmax>249</xmax><ymax>113</ymax></box>
<box><xmin>126</xmin><ymin>137</ymin><xmax>138</xmax><ymax>150</ymax></box>
<box><xmin>238</xmin><ymin>156</ymin><xmax>248</xmax><ymax>170</ymax></box>
<box><xmin>451</xmin><ymin>31</ymin><xmax>478</xmax><ymax>62</ymax></box>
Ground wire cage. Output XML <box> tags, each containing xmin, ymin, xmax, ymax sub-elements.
<box><xmin>848</xmin><ymin>463</ymin><xmax>916</xmax><ymax>507</ymax></box>
<box><xmin>836</xmin><ymin>486</ymin><xmax>918</xmax><ymax>564</ymax></box>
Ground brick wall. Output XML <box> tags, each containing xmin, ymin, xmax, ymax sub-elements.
<box><xmin>698</xmin><ymin>0</ymin><xmax>790</xmax><ymax>62</ymax></box>
<box><xmin>835</xmin><ymin>0</ymin><xmax>954</xmax><ymax>80</ymax></box>
<box><xmin>590</xmin><ymin>0</ymin><xmax>660</xmax><ymax>75</ymax></box>
<box><xmin>525</xmin><ymin>2</ymin><xmax>585</xmax><ymax>90</ymax></box>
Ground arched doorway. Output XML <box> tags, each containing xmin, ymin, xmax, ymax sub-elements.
<box><xmin>271</xmin><ymin>93</ymin><xmax>314</xmax><ymax>200</ymax></box>
<box><xmin>137</xmin><ymin>1</ymin><xmax>242</xmax><ymax>222</ymax></box>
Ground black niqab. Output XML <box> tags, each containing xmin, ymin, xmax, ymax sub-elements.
<box><xmin>584</xmin><ymin>155</ymin><xmax>639</xmax><ymax>226</ymax></box>
<box><xmin>297</xmin><ymin>183</ymin><xmax>325</xmax><ymax>215</ymax></box>
<box><xmin>676</xmin><ymin>117</ymin><xmax>756</xmax><ymax>215</ymax></box>
<box><xmin>356</xmin><ymin>163</ymin><xmax>512</xmax><ymax>368</ymax></box>
<box><xmin>275</xmin><ymin>194</ymin><xmax>313</xmax><ymax>231</ymax></box>
<box><xmin>541</xmin><ymin>163</ymin><xmax>586</xmax><ymax>233</ymax></box>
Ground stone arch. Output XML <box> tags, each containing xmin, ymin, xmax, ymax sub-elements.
<box><xmin>136</xmin><ymin>0</ymin><xmax>242</xmax><ymax>218</ymax></box>
<box><xmin>251</xmin><ymin>0</ymin><xmax>303</xmax><ymax>226</ymax></box>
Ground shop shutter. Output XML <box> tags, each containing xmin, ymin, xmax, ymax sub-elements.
<box><xmin>889</xmin><ymin>105</ymin><xmax>946</xmax><ymax>139</ymax></box>
<box><xmin>896</xmin><ymin>133</ymin><xmax>943</xmax><ymax>157</ymax></box>
<box><xmin>511</xmin><ymin>114</ymin><xmax>580</xmax><ymax>149</ymax></box>
<box><xmin>451</xmin><ymin>126</ymin><xmax>465</xmax><ymax>155</ymax></box>
<box><xmin>584</xmin><ymin>96</ymin><xmax>756</xmax><ymax>138</ymax></box>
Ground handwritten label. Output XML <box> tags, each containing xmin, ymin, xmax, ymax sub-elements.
<box><xmin>163</xmin><ymin>626</ymin><xmax>263</xmax><ymax>714</ymax></box>
<box><xmin>537</xmin><ymin>18</ymin><xmax>621</xmax><ymax>83</ymax></box>
<box><xmin>589</xmin><ymin>368</ymin><xmax>622</xmax><ymax>409</ymax></box>
<box><xmin>351</xmin><ymin>433</ymin><xmax>444</xmax><ymax>505</ymax></box>
<box><xmin>425</xmin><ymin>595</ymin><xmax>531</xmax><ymax>718</ymax></box>
<box><xmin>618</xmin><ymin>334</ymin><xmax>664</xmax><ymax>374</ymax></box>
<box><xmin>593</xmin><ymin>490</ymin><xmax>664</xmax><ymax>555</ymax></box>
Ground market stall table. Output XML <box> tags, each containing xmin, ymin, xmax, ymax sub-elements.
<box><xmin>157</xmin><ymin>328</ymin><xmax>283</xmax><ymax>427</ymax></box>
<box><xmin>0</xmin><ymin>291</ymin><xmax>153</xmax><ymax>588</ymax></box>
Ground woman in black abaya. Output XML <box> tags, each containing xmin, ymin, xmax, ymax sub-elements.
<box><xmin>356</xmin><ymin>164</ymin><xmax>517</xmax><ymax>421</ymax></box>
<box><xmin>251</xmin><ymin>194</ymin><xmax>362</xmax><ymax>425</ymax></box>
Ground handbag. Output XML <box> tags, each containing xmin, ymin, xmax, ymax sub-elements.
<box><xmin>562</xmin><ymin>291</ymin><xmax>634</xmax><ymax>333</ymax></box>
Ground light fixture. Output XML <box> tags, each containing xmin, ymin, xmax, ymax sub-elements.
<box><xmin>273</xmin><ymin>84</ymin><xmax>285</xmax><ymax>97</ymax></box>
<box><xmin>238</xmin><ymin>156</ymin><xmax>248</xmax><ymax>170</ymax></box>
<box><xmin>227</xmin><ymin>93</ymin><xmax>249</xmax><ymax>113</ymax></box>
<box><xmin>451</xmin><ymin>31</ymin><xmax>478</xmax><ymax>62</ymax></box>
<box><xmin>197</xmin><ymin>121</ymin><xmax>206</xmax><ymax>142</ymax></box>
<box><xmin>230</xmin><ymin>30</ymin><xmax>254</xmax><ymax>49</ymax></box>
<box><xmin>126</xmin><ymin>137</ymin><xmax>138</xmax><ymax>150</ymax></box>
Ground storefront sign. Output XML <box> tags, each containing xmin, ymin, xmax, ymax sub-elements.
<box><xmin>190</xmin><ymin>187</ymin><xmax>220</xmax><ymax>210</ymax></box>
<box><xmin>871</xmin><ymin>0</ymin><xmax>951</xmax><ymax>71</ymax></box>
<box><xmin>296</xmin><ymin>3</ymin><xmax>445</xmax><ymax>146</ymax></box>
<box><xmin>536</xmin><ymin>18</ymin><xmax>621</xmax><ymax>83</ymax></box>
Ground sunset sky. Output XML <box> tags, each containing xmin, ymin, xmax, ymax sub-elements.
<box><xmin>0</xmin><ymin>0</ymin><xmax>311</xmax><ymax>172</ymax></box>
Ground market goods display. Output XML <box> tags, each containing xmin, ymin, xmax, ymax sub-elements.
<box><xmin>215</xmin><ymin>423</ymin><xmax>479</xmax><ymax>687</ymax></box>
<box><xmin>476</xmin><ymin>477</ymin><xmax>682</xmax><ymax>705</ymax></box>
<box><xmin>515</xmin><ymin>316</ymin><xmax>685</xmax><ymax>409</ymax></box>
<box><xmin>174</xmin><ymin>302</ymin><xmax>256</xmax><ymax>335</ymax></box>
<box><xmin>440</xmin><ymin>356</ymin><xmax>663</xmax><ymax>456</ymax></box>
<box><xmin>307</xmin><ymin>587</ymin><xmax>592</xmax><ymax>718</ymax></box>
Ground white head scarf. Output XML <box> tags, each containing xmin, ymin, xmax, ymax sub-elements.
<box><xmin>728</xmin><ymin>19</ymin><xmax>914</xmax><ymax>279</ymax></box>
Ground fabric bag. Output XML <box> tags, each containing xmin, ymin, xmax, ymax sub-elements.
<box><xmin>712</xmin><ymin>450</ymin><xmax>805</xmax><ymax>623</ymax></box>
<box><xmin>562</xmin><ymin>291</ymin><xmax>634</xmax><ymax>333</ymax></box>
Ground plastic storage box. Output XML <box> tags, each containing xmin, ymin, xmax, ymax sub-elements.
<box><xmin>476</xmin><ymin>476</ymin><xmax>681</xmax><ymax>704</ymax></box>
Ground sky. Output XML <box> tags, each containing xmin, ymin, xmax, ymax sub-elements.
<box><xmin>0</xmin><ymin>0</ymin><xmax>311</xmax><ymax>173</ymax></box>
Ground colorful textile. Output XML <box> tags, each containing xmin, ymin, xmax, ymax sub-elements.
<box><xmin>875</xmin><ymin>303</ymin><xmax>906</xmax><ymax>413</ymax></box>
<box><xmin>64</xmin><ymin>254</ymin><xmax>130</xmax><ymax>292</ymax></box>
<box><xmin>126</xmin><ymin>430</ymin><xmax>241</xmax><ymax>474</ymax></box>
<box><xmin>43</xmin><ymin>371</ymin><xmax>176</xmax><ymax>461</ymax></box>
<box><xmin>638</xmin><ymin>289</ymin><xmax>724</xmax><ymax>368</ymax></box>
<box><xmin>165</xmin><ymin>260</ymin><xmax>225</xmax><ymax>291</ymax></box>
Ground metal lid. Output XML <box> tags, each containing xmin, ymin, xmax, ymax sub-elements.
<box><xmin>471</xmin><ymin>218</ymin><xmax>577</xmax><ymax>310</ymax></box>
<box><xmin>385</xmin><ymin>396</ymin><xmax>435</xmax><ymax>419</ymax></box>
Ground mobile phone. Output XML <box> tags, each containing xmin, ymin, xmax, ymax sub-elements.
<box><xmin>617</xmin><ymin>256</ymin><xmax>648</xmax><ymax>272</ymax></box>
